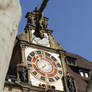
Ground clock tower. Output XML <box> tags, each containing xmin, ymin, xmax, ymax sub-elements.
<box><xmin>15</xmin><ymin>5</ymin><xmax>68</xmax><ymax>91</ymax></box>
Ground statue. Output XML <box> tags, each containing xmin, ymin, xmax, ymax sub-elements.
<box><xmin>66</xmin><ymin>76</ymin><xmax>76</xmax><ymax>92</ymax></box>
<box><xmin>0</xmin><ymin>0</ymin><xmax>21</xmax><ymax>92</ymax></box>
<box><xmin>34</xmin><ymin>0</ymin><xmax>49</xmax><ymax>39</ymax></box>
<box><xmin>18</xmin><ymin>66</ymin><xmax>28</xmax><ymax>83</ymax></box>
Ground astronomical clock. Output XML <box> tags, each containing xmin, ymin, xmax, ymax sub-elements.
<box><xmin>25</xmin><ymin>46</ymin><xmax>64</xmax><ymax>91</ymax></box>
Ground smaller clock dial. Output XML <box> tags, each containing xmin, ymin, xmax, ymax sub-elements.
<box><xmin>32</xmin><ymin>31</ymin><xmax>50</xmax><ymax>47</ymax></box>
<box><xmin>36</xmin><ymin>58</ymin><xmax>53</xmax><ymax>73</ymax></box>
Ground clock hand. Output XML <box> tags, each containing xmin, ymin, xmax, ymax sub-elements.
<box><xmin>41</xmin><ymin>64</ymin><xmax>46</xmax><ymax>69</ymax></box>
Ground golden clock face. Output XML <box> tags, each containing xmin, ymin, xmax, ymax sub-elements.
<box><xmin>26</xmin><ymin>50</ymin><xmax>63</xmax><ymax>83</ymax></box>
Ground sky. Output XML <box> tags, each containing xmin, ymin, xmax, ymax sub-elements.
<box><xmin>19</xmin><ymin>0</ymin><xmax>92</xmax><ymax>62</ymax></box>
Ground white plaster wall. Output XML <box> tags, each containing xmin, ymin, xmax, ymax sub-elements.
<box><xmin>0</xmin><ymin>0</ymin><xmax>21</xmax><ymax>92</ymax></box>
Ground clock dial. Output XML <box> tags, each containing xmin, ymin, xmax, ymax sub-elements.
<box><xmin>26</xmin><ymin>50</ymin><xmax>63</xmax><ymax>83</ymax></box>
<box><xmin>36</xmin><ymin>58</ymin><xmax>53</xmax><ymax>73</ymax></box>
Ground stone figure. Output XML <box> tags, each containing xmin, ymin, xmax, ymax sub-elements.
<box><xmin>66</xmin><ymin>76</ymin><xmax>76</xmax><ymax>92</ymax></box>
<box><xmin>0</xmin><ymin>0</ymin><xmax>21</xmax><ymax>92</ymax></box>
<box><xmin>18</xmin><ymin>66</ymin><xmax>28</xmax><ymax>83</ymax></box>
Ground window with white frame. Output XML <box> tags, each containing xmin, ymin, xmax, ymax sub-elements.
<box><xmin>85</xmin><ymin>72</ymin><xmax>89</xmax><ymax>78</ymax></box>
<box><xmin>79</xmin><ymin>71</ymin><xmax>89</xmax><ymax>78</ymax></box>
<box><xmin>80</xmin><ymin>72</ymin><xmax>84</xmax><ymax>77</ymax></box>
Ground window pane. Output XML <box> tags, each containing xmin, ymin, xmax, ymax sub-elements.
<box><xmin>80</xmin><ymin>72</ymin><xmax>84</xmax><ymax>77</ymax></box>
<box><xmin>85</xmin><ymin>73</ymin><xmax>89</xmax><ymax>78</ymax></box>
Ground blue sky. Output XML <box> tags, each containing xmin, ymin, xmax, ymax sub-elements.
<box><xmin>19</xmin><ymin>0</ymin><xmax>92</xmax><ymax>62</ymax></box>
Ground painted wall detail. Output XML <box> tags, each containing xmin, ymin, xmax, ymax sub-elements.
<box><xmin>32</xmin><ymin>30</ymin><xmax>50</xmax><ymax>47</ymax></box>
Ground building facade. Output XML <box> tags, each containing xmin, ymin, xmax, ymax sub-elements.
<box><xmin>4</xmin><ymin>5</ymin><xmax>92</xmax><ymax>92</ymax></box>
